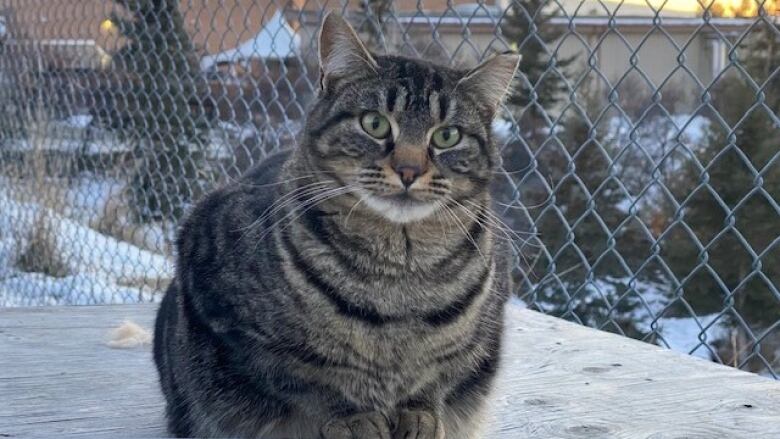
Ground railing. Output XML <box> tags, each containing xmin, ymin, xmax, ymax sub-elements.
<box><xmin>0</xmin><ymin>0</ymin><xmax>777</xmax><ymax>378</ymax></box>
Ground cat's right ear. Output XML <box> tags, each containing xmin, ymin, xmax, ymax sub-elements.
<box><xmin>318</xmin><ymin>11</ymin><xmax>378</xmax><ymax>90</ymax></box>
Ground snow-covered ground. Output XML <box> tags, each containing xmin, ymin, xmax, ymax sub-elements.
<box><xmin>43</xmin><ymin>209</ymin><xmax>172</xmax><ymax>284</ymax></box>
<box><xmin>2</xmin><ymin>117</ymin><xmax>132</xmax><ymax>154</ymax></box>
<box><xmin>0</xmin><ymin>183</ymin><xmax>173</xmax><ymax>307</ymax></box>
<box><xmin>61</xmin><ymin>176</ymin><xmax>125</xmax><ymax>225</ymax></box>
<box><xmin>647</xmin><ymin>313</ymin><xmax>730</xmax><ymax>360</ymax></box>
<box><xmin>531</xmin><ymin>275</ymin><xmax>732</xmax><ymax>361</ymax></box>
<box><xmin>607</xmin><ymin>113</ymin><xmax>710</xmax><ymax>149</ymax></box>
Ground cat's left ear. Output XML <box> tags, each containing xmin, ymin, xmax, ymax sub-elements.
<box><xmin>456</xmin><ymin>52</ymin><xmax>521</xmax><ymax>117</ymax></box>
<box><xmin>318</xmin><ymin>11</ymin><xmax>378</xmax><ymax>90</ymax></box>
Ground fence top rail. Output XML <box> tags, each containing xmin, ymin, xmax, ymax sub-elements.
<box><xmin>0</xmin><ymin>303</ymin><xmax>778</xmax><ymax>438</ymax></box>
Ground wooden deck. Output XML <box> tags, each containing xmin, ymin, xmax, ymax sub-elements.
<box><xmin>1</xmin><ymin>304</ymin><xmax>779</xmax><ymax>438</ymax></box>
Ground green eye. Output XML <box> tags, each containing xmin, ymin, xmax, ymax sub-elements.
<box><xmin>360</xmin><ymin>112</ymin><xmax>391</xmax><ymax>139</ymax></box>
<box><xmin>431</xmin><ymin>126</ymin><xmax>461</xmax><ymax>149</ymax></box>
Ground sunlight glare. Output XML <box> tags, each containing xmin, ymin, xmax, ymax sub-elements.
<box><xmin>611</xmin><ymin>0</ymin><xmax>778</xmax><ymax>16</ymax></box>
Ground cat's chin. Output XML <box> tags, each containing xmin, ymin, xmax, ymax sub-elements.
<box><xmin>360</xmin><ymin>193</ymin><xmax>439</xmax><ymax>224</ymax></box>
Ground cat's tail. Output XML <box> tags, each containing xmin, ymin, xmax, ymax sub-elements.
<box><xmin>106</xmin><ymin>320</ymin><xmax>152</xmax><ymax>349</ymax></box>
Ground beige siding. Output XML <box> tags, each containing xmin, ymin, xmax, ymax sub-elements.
<box><xmin>1</xmin><ymin>1</ymin><xmax>744</xmax><ymax>91</ymax></box>
<box><xmin>547</xmin><ymin>18</ymin><xmax>755</xmax><ymax>90</ymax></box>
<box><xmin>556</xmin><ymin>29</ymin><xmax>714</xmax><ymax>86</ymax></box>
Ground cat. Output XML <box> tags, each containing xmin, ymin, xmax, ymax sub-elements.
<box><xmin>154</xmin><ymin>12</ymin><xmax>519</xmax><ymax>439</ymax></box>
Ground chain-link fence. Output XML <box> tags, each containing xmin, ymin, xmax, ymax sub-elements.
<box><xmin>0</xmin><ymin>1</ymin><xmax>778</xmax><ymax>377</ymax></box>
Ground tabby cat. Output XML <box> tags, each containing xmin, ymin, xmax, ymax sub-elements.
<box><xmin>154</xmin><ymin>12</ymin><xmax>520</xmax><ymax>439</ymax></box>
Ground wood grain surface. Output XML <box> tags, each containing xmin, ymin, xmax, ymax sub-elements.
<box><xmin>1</xmin><ymin>304</ymin><xmax>778</xmax><ymax>438</ymax></box>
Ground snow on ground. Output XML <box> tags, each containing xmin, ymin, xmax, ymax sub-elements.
<box><xmin>83</xmin><ymin>137</ymin><xmax>132</xmax><ymax>154</ymax></box>
<box><xmin>61</xmin><ymin>176</ymin><xmax>125</xmax><ymax>226</ymax></box>
<box><xmin>2</xmin><ymin>133</ymin><xmax>130</xmax><ymax>154</ymax></box>
<box><xmin>0</xmin><ymin>193</ymin><xmax>39</xmax><ymax>271</ymax></box>
<box><xmin>532</xmin><ymin>275</ymin><xmax>730</xmax><ymax>359</ymax></box>
<box><xmin>534</xmin><ymin>276</ymin><xmax>670</xmax><ymax>319</ymax></box>
<box><xmin>217</xmin><ymin>121</ymin><xmax>259</xmax><ymax>143</ymax></box>
<box><xmin>0</xmin><ymin>184</ymin><xmax>172</xmax><ymax>306</ymax></box>
<box><xmin>671</xmin><ymin>114</ymin><xmax>710</xmax><ymax>146</ymax></box>
<box><xmin>648</xmin><ymin>313</ymin><xmax>730</xmax><ymax>360</ymax></box>
<box><xmin>493</xmin><ymin>118</ymin><xmax>514</xmax><ymax>140</ymax></box>
<box><xmin>119</xmin><ymin>221</ymin><xmax>175</xmax><ymax>256</ymax></box>
<box><xmin>607</xmin><ymin>114</ymin><xmax>710</xmax><ymax>149</ymax></box>
<box><xmin>1</xmin><ymin>115</ymin><xmax>131</xmax><ymax>154</ymax></box>
<box><xmin>63</xmin><ymin>114</ymin><xmax>93</xmax><ymax>128</ymax></box>
<box><xmin>200</xmin><ymin>10</ymin><xmax>300</xmax><ymax>70</ymax></box>
<box><xmin>42</xmin><ymin>211</ymin><xmax>173</xmax><ymax>286</ymax></box>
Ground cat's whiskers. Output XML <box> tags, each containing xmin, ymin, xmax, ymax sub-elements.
<box><xmin>492</xmin><ymin>165</ymin><xmax>534</xmax><ymax>176</ymax></box>
<box><xmin>226</xmin><ymin>173</ymin><xmax>319</xmax><ymax>190</ymax></box>
<box><xmin>255</xmin><ymin>185</ymin><xmax>356</xmax><ymax>246</ymax></box>
<box><xmin>457</xmin><ymin>201</ymin><xmax>543</xmax><ymax>266</ymax></box>
<box><xmin>453</xmin><ymin>203</ymin><xmax>528</xmax><ymax>259</ymax></box>
<box><xmin>464</xmin><ymin>199</ymin><xmax>539</xmax><ymax>239</ymax></box>
<box><xmin>342</xmin><ymin>196</ymin><xmax>365</xmax><ymax>228</ymax></box>
<box><xmin>357</xmin><ymin>177</ymin><xmax>396</xmax><ymax>195</ymax></box>
<box><xmin>438</xmin><ymin>201</ymin><xmax>490</xmax><ymax>268</ymax></box>
<box><xmin>250</xmin><ymin>185</ymin><xmax>343</xmax><ymax>251</ymax></box>
<box><xmin>236</xmin><ymin>181</ymin><xmax>333</xmax><ymax>238</ymax></box>
<box><xmin>431</xmin><ymin>203</ymin><xmax>450</xmax><ymax>243</ymax></box>
<box><xmin>226</xmin><ymin>167</ymin><xmax>363</xmax><ymax>189</ymax></box>
<box><xmin>432</xmin><ymin>200</ymin><xmax>463</xmax><ymax>243</ymax></box>
<box><xmin>447</xmin><ymin>198</ymin><xmax>541</xmax><ymax>271</ymax></box>
<box><xmin>493</xmin><ymin>194</ymin><xmax>552</xmax><ymax>211</ymax></box>
<box><xmin>258</xmin><ymin>181</ymin><xmax>334</xmax><ymax>218</ymax></box>
<box><xmin>448</xmin><ymin>198</ymin><xmax>527</xmax><ymax>247</ymax></box>
<box><xmin>509</xmin><ymin>239</ymin><xmax>548</xmax><ymax>283</ymax></box>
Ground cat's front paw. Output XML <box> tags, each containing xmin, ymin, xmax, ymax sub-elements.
<box><xmin>321</xmin><ymin>411</ymin><xmax>392</xmax><ymax>439</ymax></box>
<box><xmin>392</xmin><ymin>409</ymin><xmax>445</xmax><ymax>439</ymax></box>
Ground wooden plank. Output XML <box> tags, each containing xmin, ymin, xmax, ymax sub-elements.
<box><xmin>0</xmin><ymin>304</ymin><xmax>778</xmax><ymax>438</ymax></box>
<box><xmin>0</xmin><ymin>304</ymin><xmax>164</xmax><ymax>438</ymax></box>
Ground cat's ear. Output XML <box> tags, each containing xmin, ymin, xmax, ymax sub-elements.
<box><xmin>318</xmin><ymin>11</ymin><xmax>378</xmax><ymax>89</ymax></box>
<box><xmin>456</xmin><ymin>52</ymin><xmax>521</xmax><ymax>116</ymax></box>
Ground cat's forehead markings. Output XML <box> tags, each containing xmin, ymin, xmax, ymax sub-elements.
<box><xmin>386</xmin><ymin>86</ymin><xmax>398</xmax><ymax>112</ymax></box>
<box><xmin>390</xmin><ymin>86</ymin><xmax>409</xmax><ymax>115</ymax></box>
<box><xmin>431</xmin><ymin>71</ymin><xmax>444</xmax><ymax>92</ymax></box>
<box><xmin>440</xmin><ymin>93</ymin><xmax>452</xmax><ymax>122</ymax></box>
<box><xmin>429</xmin><ymin>91</ymin><xmax>445</xmax><ymax>122</ymax></box>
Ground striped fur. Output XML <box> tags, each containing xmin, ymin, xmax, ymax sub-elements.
<box><xmin>154</xmin><ymin>13</ymin><xmax>518</xmax><ymax>439</ymax></box>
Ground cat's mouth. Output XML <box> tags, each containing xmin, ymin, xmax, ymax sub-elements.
<box><xmin>378</xmin><ymin>192</ymin><xmax>427</xmax><ymax>204</ymax></box>
<box><xmin>360</xmin><ymin>191</ymin><xmax>439</xmax><ymax>224</ymax></box>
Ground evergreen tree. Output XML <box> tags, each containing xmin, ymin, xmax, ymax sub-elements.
<box><xmin>357</xmin><ymin>0</ymin><xmax>395</xmax><ymax>52</ymax></box>
<box><xmin>501</xmin><ymin>0</ymin><xmax>575</xmax><ymax>114</ymax></box>
<box><xmin>499</xmin><ymin>1</ymin><xmax>653</xmax><ymax>336</ymax></box>
<box><xmin>664</xmin><ymin>17</ymin><xmax>780</xmax><ymax>370</ymax></box>
<box><xmin>108</xmin><ymin>0</ymin><xmax>208</xmax><ymax>222</ymax></box>
<box><xmin>528</xmin><ymin>92</ymin><xmax>654</xmax><ymax>338</ymax></box>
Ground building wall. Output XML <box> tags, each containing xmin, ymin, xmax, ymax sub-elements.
<box><xmin>1</xmin><ymin>1</ymin><xmax>745</xmax><ymax>102</ymax></box>
<box><xmin>556</xmin><ymin>27</ymin><xmax>713</xmax><ymax>87</ymax></box>
<box><xmin>382</xmin><ymin>22</ymin><xmax>718</xmax><ymax>88</ymax></box>
<box><xmin>416</xmin><ymin>22</ymin><xmax>735</xmax><ymax>93</ymax></box>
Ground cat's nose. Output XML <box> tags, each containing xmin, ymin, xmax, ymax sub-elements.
<box><xmin>394</xmin><ymin>165</ymin><xmax>422</xmax><ymax>188</ymax></box>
